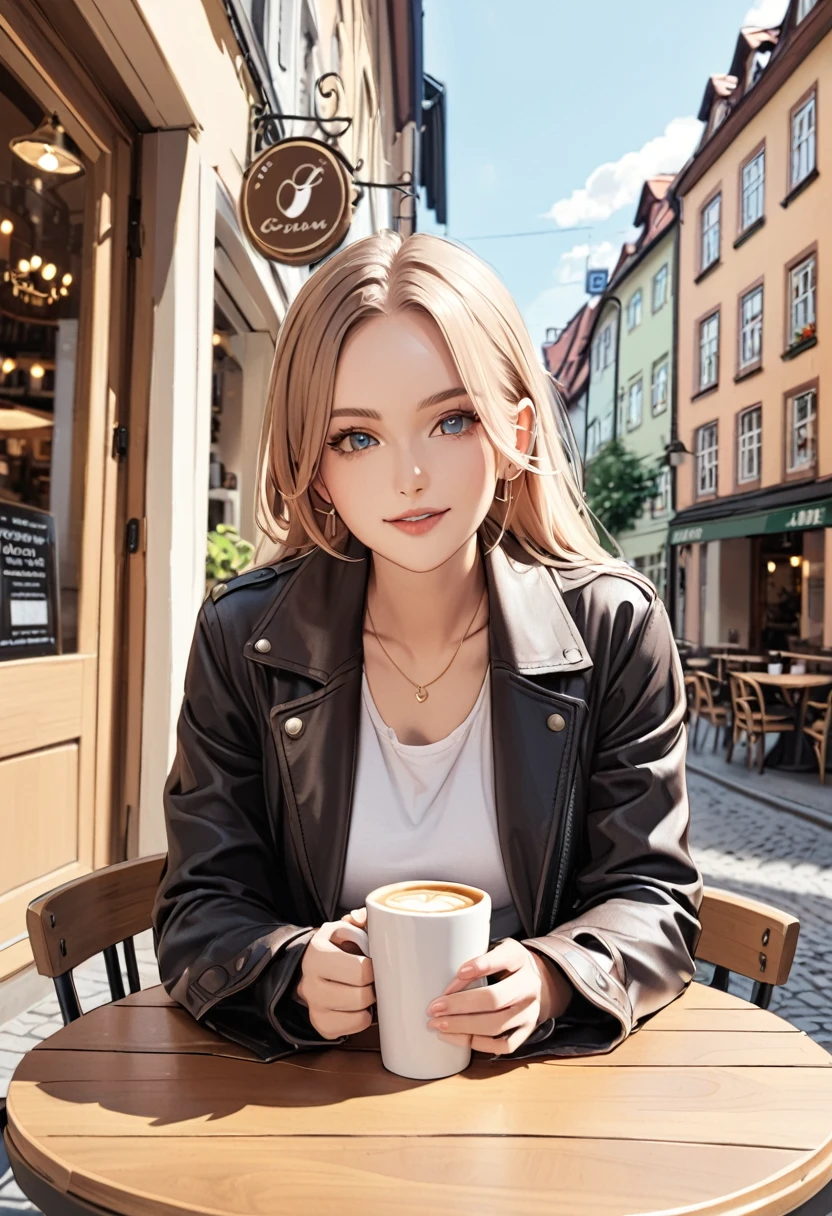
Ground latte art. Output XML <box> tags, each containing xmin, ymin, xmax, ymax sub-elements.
<box><xmin>380</xmin><ymin>886</ymin><xmax>476</xmax><ymax>913</ymax></box>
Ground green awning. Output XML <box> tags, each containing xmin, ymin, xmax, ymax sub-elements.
<box><xmin>670</xmin><ymin>496</ymin><xmax>832</xmax><ymax>545</ymax></box>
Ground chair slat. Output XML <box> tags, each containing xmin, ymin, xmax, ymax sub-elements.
<box><xmin>26</xmin><ymin>854</ymin><xmax>166</xmax><ymax>978</ymax></box>
<box><xmin>697</xmin><ymin>886</ymin><xmax>799</xmax><ymax>987</ymax></box>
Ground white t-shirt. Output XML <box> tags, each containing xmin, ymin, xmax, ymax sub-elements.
<box><xmin>339</xmin><ymin>670</ymin><xmax>516</xmax><ymax>917</ymax></box>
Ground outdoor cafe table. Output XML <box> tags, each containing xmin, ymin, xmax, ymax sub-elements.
<box><xmin>5</xmin><ymin>984</ymin><xmax>832</xmax><ymax>1215</ymax></box>
<box><xmin>709</xmin><ymin>653</ymin><xmax>766</xmax><ymax>682</ymax></box>
<box><xmin>747</xmin><ymin>671</ymin><xmax>832</xmax><ymax>770</ymax></box>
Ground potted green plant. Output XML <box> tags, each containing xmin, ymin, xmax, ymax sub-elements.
<box><xmin>206</xmin><ymin>524</ymin><xmax>255</xmax><ymax>595</ymax></box>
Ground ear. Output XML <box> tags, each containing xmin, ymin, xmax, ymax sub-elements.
<box><xmin>312</xmin><ymin>473</ymin><xmax>332</xmax><ymax>505</ymax></box>
<box><xmin>513</xmin><ymin>396</ymin><xmax>536</xmax><ymax>459</ymax></box>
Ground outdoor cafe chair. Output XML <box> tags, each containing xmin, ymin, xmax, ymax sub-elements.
<box><xmin>804</xmin><ymin>685</ymin><xmax>832</xmax><ymax>785</ymax></box>
<box><xmin>727</xmin><ymin>672</ymin><xmax>794</xmax><ymax>774</ymax></box>
<box><xmin>0</xmin><ymin>858</ymin><xmax>801</xmax><ymax>1138</ymax></box>
<box><xmin>688</xmin><ymin>671</ymin><xmax>730</xmax><ymax>753</ymax></box>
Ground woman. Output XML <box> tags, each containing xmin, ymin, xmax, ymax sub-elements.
<box><xmin>152</xmin><ymin>230</ymin><xmax>703</xmax><ymax>1063</ymax></box>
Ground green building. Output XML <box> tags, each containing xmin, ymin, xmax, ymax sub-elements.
<box><xmin>585</xmin><ymin>176</ymin><xmax>677</xmax><ymax>599</ymax></box>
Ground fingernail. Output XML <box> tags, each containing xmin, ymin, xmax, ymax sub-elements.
<box><xmin>459</xmin><ymin>964</ymin><xmax>475</xmax><ymax>977</ymax></box>
<box><xmin>428</xmin><ymin>1000</ymin><xmax>447</xmax><ymax>1015</ymax></box>
<box><xmin>428</xmin><ymin>1019</ymin><xmax>449</xmax><ymax>1031</ymax></box>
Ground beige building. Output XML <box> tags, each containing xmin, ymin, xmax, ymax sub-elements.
<box><xmin>0</xmin><ymin>0</ymin><xmax>442</xmax><ymax>1018</ymax></box>
<box><xmin>672</xmin><ymin>0</ymin><xmax>832</xmax><ymax>651</ymax></box>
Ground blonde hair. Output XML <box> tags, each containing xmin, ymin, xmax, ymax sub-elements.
<box><xmin>255</xmin><ymin>230</ymin><xmax>614</xmax><ymax>567</ymax></box>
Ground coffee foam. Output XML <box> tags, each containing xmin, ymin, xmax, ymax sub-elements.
<box><xmin>380</xmin><ymin>886</ymin><xmax>476</xmax><ymax>913</ymax></box>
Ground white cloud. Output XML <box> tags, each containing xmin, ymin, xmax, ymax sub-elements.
<box><xmin>544</xmin><ymin>117</ymin><xmax>702</xmax><ymax>227</ymax></box>
<box><xmin>742</xmin><ymin>0</ymin><xmax>787</xmax><ymax>26</ymax></box>
<box><xmin>557</xmin><ymin>240</ymin><xmax>617</xmax><ymax>285</ymax></box>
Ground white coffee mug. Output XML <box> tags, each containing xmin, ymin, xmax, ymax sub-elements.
<box><xmin>791</xmin><ymin>662</ymin><xmax>807</xmax><ymax>674</ymax></box>
<box><xmin>767</xmin><ymin>662</ymin><xmax>783</xmax><ymax>674</ymax></box>
<box><xmin>335</xmin><ymin>879</ymin><xmax>491</xmax><ymax>1080</ymax></box>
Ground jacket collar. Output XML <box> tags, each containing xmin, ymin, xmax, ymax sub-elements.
<box><xmin>244</xmin><ymin>533</ymin><xmax>593</xmax><ymax>680</ymax></box>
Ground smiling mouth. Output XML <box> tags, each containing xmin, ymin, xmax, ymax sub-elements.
<box><xmin>385</xmin><ymin>508</ymin><xmax>449</xmax><ymax>523</ymax></box>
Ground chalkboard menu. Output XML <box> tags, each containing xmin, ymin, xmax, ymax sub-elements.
<box><xmin>0</xmin><ymin>501</ymin><xmax>60</xmax><ymax>660</ymax></box>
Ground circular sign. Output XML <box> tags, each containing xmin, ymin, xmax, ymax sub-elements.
<box><xmin>240</xmin><ymin>138</ymin><xmax>353</xmax><ymax>266</ymax></box>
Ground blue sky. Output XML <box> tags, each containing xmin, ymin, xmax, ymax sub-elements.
<box><xmin>418</xmin><ymin>0</ymin><xmax>787</xmax><ymax>352</ymax></box>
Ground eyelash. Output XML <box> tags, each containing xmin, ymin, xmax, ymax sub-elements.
<box><xmin>326</xmin><ymin>410</ymin><xmax>480</xmax><ymax>457</ymax></box>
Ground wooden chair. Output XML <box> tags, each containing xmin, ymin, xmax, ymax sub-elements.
<box><xmin>689</xmin><ymin>671</ymin><xmax>730</xmax><ymax>753</ymax></box>
<box><xmin>804</xmin><ymin>686</ymin><xmax>832</xmax><ymax>785</ymax></box>
<box><xmin>696</xmin><ymin>886</ymin><xmax>799</xmax><ymax>1010</ymax></box>
<box><xmin>684</xmin><ymin>673</ymin><xmax>699</xmax><ymax>734</ymax></box>
<box><xmin>0</xmin><ymin>854</ymin><xmax>166</xmax><ymax>1140</ymax></box>
<box><xmin>727</xmin><ymin>672</ymin><xmax>794</xmax><ymax>773</ymax></box>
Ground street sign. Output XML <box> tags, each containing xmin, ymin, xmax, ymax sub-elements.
<box><xmin>586</xmin><ymin>268</ymin><xmax>609</xmax><ymax>295</ymax></box>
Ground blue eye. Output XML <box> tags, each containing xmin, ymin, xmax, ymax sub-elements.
<box><xmin>438</xmin><ymin>414</ymin><xmax>474</xmax><ymax>436</ymax></box>
<box><xmin>347</xmin><ymin>432</ymin><xmax>375</xmax><ymax>451</ymax></box>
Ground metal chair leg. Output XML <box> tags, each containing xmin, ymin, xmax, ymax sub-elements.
<box><xmin>750</xmin><ymin>980</ymin><xmax>773</xmax><ymax>1009</ymax></box>
<box><xmin>55</xmin><ymin>971</ymin><xmax>82</xmax><ymax>1023</ymax></box>
<box><xmin>103</xmin><ymin>944</ymin><xmax>126</xmax><ymax>1002</ymax></box>
<box><xmin>122</xmin><ymin>937</ymin><xmax>141</xmax><ymax>993</ymax></box>
<box><xmin>708</xmin><ymin>964</ymin><xmax>731</xmax><ymax>992</ymax></box>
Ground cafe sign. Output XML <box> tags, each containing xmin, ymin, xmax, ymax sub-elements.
<box><xmin>240</xmin><ymin>138</ymin><xmax>353</xmax><ymax>266</ymax></box>
<box><xmin>670</xmin><ymin>496</ymin><xmax>832</xmax><ymax>545</ymax></box>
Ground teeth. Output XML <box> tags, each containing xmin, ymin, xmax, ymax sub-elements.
<box><xmin>401</xmin><ymin>513</ymin><xmax>433</xmax><ymax>522</ymax></box>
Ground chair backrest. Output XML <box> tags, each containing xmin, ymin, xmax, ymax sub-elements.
<box><xmin>696</xmin><ymin>885</ymin><xmax>799</xmax><ymax>1008</ymax></box>
<box><xmin>696</xmin><ymin>672</ymin><xmax>722</xmax><ymax>713</ymax></box>
<box><xmin>26</xmin><ymin>853</ymin><xmax>167</xmax><ymax>1023</ymax></box>
<box><xmin>732</xmin><ymin>671</ymin><xmax>764</xmax><ymax>716</ymax></box>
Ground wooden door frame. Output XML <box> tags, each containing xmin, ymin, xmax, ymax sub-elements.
<box><xmin>0</xmin><ymin>0</ymin><xmax>143</xmax><ymax>977</ymax></box>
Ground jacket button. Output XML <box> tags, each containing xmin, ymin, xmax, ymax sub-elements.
<box><xmin>284</xmin><ymin>716</ymin><xmax>304</xmax><ymax>738</ymax></box>
<box><xmin>547</xmin><ymin>713</ymin><xmax>566</xmax><ymax>732</ymax></box>
<box><xmin>254</xmin><ymin>637</ymin><xmax>271</xmax><ymax>653</ymax></box>
<box><xmin>234</xmin><ymin>953</ymin><xmax>248</xmax><ymax>972</ymax></box>
<box><xmin>199</xmin><ymin>965</ymin><xmax>227</xmax><ymax>994</ymax></box>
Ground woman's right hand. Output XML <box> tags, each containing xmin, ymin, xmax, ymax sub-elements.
<box><xmin>293</xmin><ymin>920</ymin><xmax>376</xmax><ymax>1040</ymax></box>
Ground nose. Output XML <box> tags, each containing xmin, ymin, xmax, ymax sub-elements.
<box><xmin>395</xmin><ymin>453</ymin><xmax>428</xmax><ymax>498</ymax></box>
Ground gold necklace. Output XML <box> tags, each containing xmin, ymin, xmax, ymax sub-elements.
<box><xmin>365</xmin><ymin>586</ymin><xmax>486</xmax><ymax>703</ymax></box>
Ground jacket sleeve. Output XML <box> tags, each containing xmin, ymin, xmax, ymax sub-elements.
<box><xmin>517</xmin><ymin>586</ymin><xmax>704</xmax><ymax>1059</ymax></box>
<box><xmin>152</xmin><ymin>596</ymin><xmax>345</xmax><ymax>1062</ymax></box>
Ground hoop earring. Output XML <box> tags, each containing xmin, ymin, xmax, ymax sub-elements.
<box><xmin>314</xmin><ymin>504</ymin><xmax>338</xmax><ymax>540</ymax></box>
<box><xmin>483</xmin><ymin>479</ymin><xmax>514</xmax><ymax>556</ymax></box>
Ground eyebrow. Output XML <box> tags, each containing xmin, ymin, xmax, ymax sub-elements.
<box><xmin>330</xmin><ymin>386</ymin><xmax>470</xmax><ymax>420</ymax></box>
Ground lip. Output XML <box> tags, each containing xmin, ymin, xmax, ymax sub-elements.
<box><xmin>385</xmin><ymin>507</ymin><xmax>449</xmax><ymax>522</ymax></box>
<box><xmin>384</xmin><ymin>508</ymin><xmax>450</xmax><ymax>537</ymax></box>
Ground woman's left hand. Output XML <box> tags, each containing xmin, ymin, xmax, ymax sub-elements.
<box><xmin>425</xmin><ymin>938</ymin><xmax>573</xmax><ymax>1056</ymax></box>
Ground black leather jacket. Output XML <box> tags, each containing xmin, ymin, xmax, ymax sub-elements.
<box><xmin>152</xmin><ymin>536</ymin><xmax>703</xmax><ymax>1062</ymax></box>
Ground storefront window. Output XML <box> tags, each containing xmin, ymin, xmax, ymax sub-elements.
<box><xmin>0</xmin><ymin>67</ymin><xmax>86</xmax><ymax>657</ymax></box>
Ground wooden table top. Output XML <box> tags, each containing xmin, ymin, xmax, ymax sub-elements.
<box><xmin>6</xmin><ymin>983</ymin><xmax>832</xmax><ymax>1216</ymax></box>
<box><xmin>749</xmin><ymin>671</ymin><xmax>832</xmax><ymax>690</ymax></box>
<box><xmin>711</xmin><ymin>653</ymin><xmax>766</xmax><ymax>662</ymax></box>
<box><xmin>771</xmin><ymin>651</ymin><xmax>832</xmax><ymax>666</ymax></box>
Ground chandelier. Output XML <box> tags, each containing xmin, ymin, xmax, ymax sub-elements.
<box><xmin>3</xmin><ymin>251</ymin><xmax>72</xmax><ymax>306</ymax></box>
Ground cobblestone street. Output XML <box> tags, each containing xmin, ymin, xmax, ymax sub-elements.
<box><xmin>2</xmin><ymin>768</ymin><xmax>831</xmax><ymax>1212</ymax></box>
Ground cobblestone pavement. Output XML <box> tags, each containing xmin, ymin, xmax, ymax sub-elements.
<box><xmin>2</xmin><ymin>772</ymin><xmax>831</xmax><ymax>1212</ymax></box>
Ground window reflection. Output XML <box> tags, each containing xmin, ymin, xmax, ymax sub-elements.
<box><xmin>0</xmin><ymin>65</ymin><xmax>85</xmax><ymax>657</ymax></box>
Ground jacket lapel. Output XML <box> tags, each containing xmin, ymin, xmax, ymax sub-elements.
<box><xmin>486</xmin><ymin>542</ymin><xmax>592</xmax><ymax>936</ymax></box>
<box><xmin>244</xmin><ymin>536</ymin><xmax>594</xmax><ymax>936</ymax></box>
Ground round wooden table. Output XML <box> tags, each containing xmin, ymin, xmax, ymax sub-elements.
<box><xmin>747</xmin><ymin>671</ymin><xmax>832</xmax><ymax>770</ymax></box>
<box><xmin>5</xmin><ymin>982</ymin><xmax>832</xmax><ymax>1216</ymax></box>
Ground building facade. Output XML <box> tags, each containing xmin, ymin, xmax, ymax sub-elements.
<box><xmin>672</xmin><ymin>0</ymin><xmax>832</xmax><ymax>650</ymax></box>
<box><xmin>0</xmin><ymin>0</ymin><xmax>441</xmax><ymax>1012</ymax></box>
<box><xmin>541</xmin><ymin>299</ymin><xmax>595</xmax><ymax>461</ymax></box>
<box><xmin>581</xmin><ymin>179</ymin><xmax>676</xmax><ymax>599</ymax></box>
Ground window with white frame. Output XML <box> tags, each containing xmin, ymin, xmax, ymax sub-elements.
<box><xmin>699</xmin><ymin>312</ymin><xmax>719</xmax><ymax>390</ymax></box>
<box><xmin>600</xmin><ymin>412</ymin><xmax>613</xmax><ymax>443</ymax></box>
<box><xmin>741</xmin><ymin>151</ymin><xmax>765</xmax><ymax>229</ymax></box>
<box><xmin>789</xmin><ymin>389</ymin><xmax>817</xmax><ymax>469</ymax></box>
<box><xmin>651</xmin><ymin>468</ymin><xmax>671</xmax><ymax>517</ymax></box>
<box><xmin>738</xmin><ymin>406</ymin><xmax>762</xmax><ymax>482</ymax></box>
<box><xmin>701</xmin><ymin>194</ymin><xmax>721</xmax><ymax>271</ymax></box>
<box><xmin>791</xmin><ymin>95</ymin><xmax>816</xmax><ymax>188</ymax></box>
<box><xmin>790</xmin><ymin>255</ymin><xmax>816</xmax><ymax>345</ymax></box>
<box><xmin>626</xmin><ymin>290</ymin><xmax>642</xmax><ymax>330</ymax></box>
<box><xmin>696</xmin><ymin>422</ymin><xmax>718</xmax><ymax>496</ymax></box>
<box><xmin>797</xmin><ymin>0</ymin><xmax>818</xmax><ymax>22</ymax></box>
<box><xmin>739</xmin><ymin>285</ymin><xmax>763</xmax><ymax>368</ymax></box>
<box><xmin>586</xmin><ymin>418</ymin><xmax>602</xmax><ymax>459</ymax></box>
<box><xmin>651</xmin><ymin>357</ymin><xmax>669</xmax><ymax>415</ymax></box>
<box><xmin>627</xmin><ymin>378</ymin><xmax>643</xmax><ymax>429</ymax></box>
<box><xmin>652</xmin><ymin>263</ymin><xmax>669</xmax><ymax>311</ymax></box>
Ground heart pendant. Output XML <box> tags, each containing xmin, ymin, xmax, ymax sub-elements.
<box><xmin>415</xmin><ymin>686</ymin><xmax>428</xmax><ymax>703</ymax></box>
